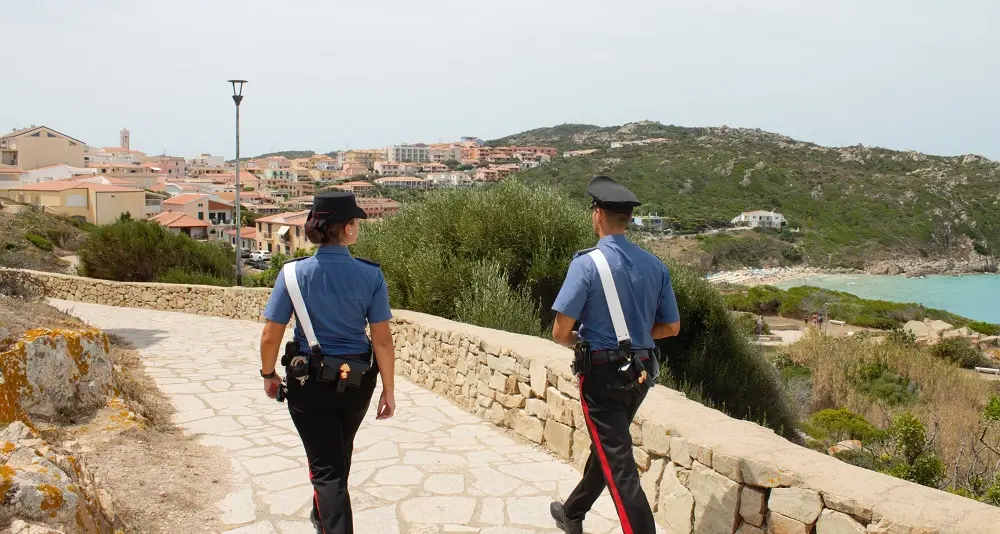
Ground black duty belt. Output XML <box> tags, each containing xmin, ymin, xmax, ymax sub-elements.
<box><xmin>590</xmin><ymin>348</ymin><xmax>657</xmax><ymax>363</ymax></box>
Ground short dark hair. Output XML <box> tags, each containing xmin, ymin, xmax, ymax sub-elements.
<box><xmin>305</xmin><ymin>219</ymin><xmax>351</xmax><ymax>245</ymax></box>
<box><xmin>597</xmin><ymin>208</ymin><xmax>631</xmax><ymax>228</ymax></box>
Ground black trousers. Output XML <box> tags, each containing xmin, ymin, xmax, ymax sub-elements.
<box><xmin>563</xmin><ymin>361</ymin><xmax>656</xmax><ymax>534</ymax></box>
<box><xmin>287</xmin><ymin>372</ymin><xmax>376</xmax><ymax>534</ymax></box>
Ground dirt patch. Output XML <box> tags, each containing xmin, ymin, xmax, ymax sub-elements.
<box><xmin>2</xmin><ymin>299</ymin><xmax>231</xmax><ymax>533</ymax></box>
<box><xmin>69</xmin><ymin>337</ymin><xmax>230</xmax><ymax>533</ymax></box>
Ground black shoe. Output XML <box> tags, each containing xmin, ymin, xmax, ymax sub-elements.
<box><xmin>550</xmin><ymin>502</ymin><xmax>583</xmax><ymax>534</ymax></box>
<box><xmin>310</xmin><ymin>508</ymin><xmax>321</xmax><ymax>533</ymax></box>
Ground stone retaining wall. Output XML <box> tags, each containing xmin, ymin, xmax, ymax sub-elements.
<box><xmin>389</xmin><ymin>310</ymin><xmax>1000</xmax><ymax>534</ymax></box>
<box><xmin>15</xmin><ymin>268</ymin><xmax>271</xmax><ymax>321</ymax></box>
<box><xmin>14</xmin><ymin>270</ymin><xmax>1000</xmax><ymax>533</ymax></box>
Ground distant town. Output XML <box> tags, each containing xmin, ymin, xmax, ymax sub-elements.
<box><xmin>0</xmin><ymin>125</ymin><xmax>560</xmax><ymax>257</ymax></box>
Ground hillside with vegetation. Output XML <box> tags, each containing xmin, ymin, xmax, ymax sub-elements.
<box><xmin>0</xmin><ymin>208</ymin><xmax>93</xmax><ymax>273</ymax></box>
<box><xmin>230</xmin><ymin>149</ymin><xmax>338</xmax><ymax>162</ymax></box>
<box><xmin>500</xmin><ymin>121</ymin><xmax>1000</xmax><ymax>270</ymax></box>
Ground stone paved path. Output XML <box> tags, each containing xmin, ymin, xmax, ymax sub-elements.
<box><xmin>51</xmin><ymin>300</ymin><xmax>649</xmax><ymax>534</ymax></box>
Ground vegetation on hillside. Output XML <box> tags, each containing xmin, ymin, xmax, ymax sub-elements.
<box><xmin>725</xmin><ymin>284</ymin><xmax>1000</xmax><ymax>334</ymax></box>
<box><xmin>351</xmin><ymin>181</ymin><xmax>799</xmax><ymax>438</ymax></box>
<box><xmin>775</xmin><ymin>332</ymin><xmax>1000</xmax><ymax>504</ymax></box>
<box><xmin>78</xmin><ymin>216</ymin><xmax>235</xmax><ymax>286</ymax></box>
<box><xmin>501</xmin><ymin>121</ymin><xmax>1000</xmax><ymax>269</ymax></box>
<box><xmin>0</xmin><ymin>209</ymin><xmax>93</xmax><ymax>272</ymax></box>
<box><xmin>233</xmin><ymin>150</ymin><xmax>339</xmax><ymax>162</ymax></box>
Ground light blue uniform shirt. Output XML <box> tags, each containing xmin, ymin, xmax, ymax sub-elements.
<box><xmin>552</xmin><ymin>234</ymin><xmax>679</xmax><ymax>350</ymax></box>
<box><xmin>263</xmin><ymin>245</ymin><xmax>392</xmax><ymax>356</ymax></box>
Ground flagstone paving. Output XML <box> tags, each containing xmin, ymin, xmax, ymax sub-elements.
<box><xmin>51</xmin><ymin>300</ymin><xmax>664</xmax><ymax>534</ymax></box>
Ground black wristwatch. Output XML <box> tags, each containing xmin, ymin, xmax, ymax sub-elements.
<box><xmin>260</xmin><ymin>369</ymin><xmax>277</xmax><ymax>379</ymax></box>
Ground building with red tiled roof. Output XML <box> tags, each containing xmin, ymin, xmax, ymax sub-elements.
<box><xmin>149</xmin><ymin>211</ymin><xmax>211</xmax><ymax>239</ymax></box>
<box><xmin>161</xmin><ymin>194</ymin><xmax>236</xmax><ymax>232</ymax></box>
<box><xmin>1</xmin><ymin>178</ymin><xmax>146</xmax><ymax>224</ymax></box>
<box><xmin>255</xmin><ymin>210</ymin><xmax>311</xmax><ymax>255</ymax></box>
<box><xmin>224</xmin><ymin>226</ymin><xmax>258</xmax><ymax>252</ymax></box>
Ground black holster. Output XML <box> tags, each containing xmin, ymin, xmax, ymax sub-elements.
<box><xmin>281</xmin><ymin>341</ymin><xmax>311</xmax><ymax>385</ymax></box>
<box><xmin>572</xmin><ymin>341</ymin><xmax>592</xmax><ymax>375</ymax></box>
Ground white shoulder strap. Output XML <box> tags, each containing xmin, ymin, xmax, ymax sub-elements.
<box><xmin>282</xmin><ymin>262</ymin><xmax>321</xmax><ymax>352</ymax></box>
<box><xmin>586</xmin><ymin>249</ymin><xmax>631</xmax><ymax>346</ymax></box>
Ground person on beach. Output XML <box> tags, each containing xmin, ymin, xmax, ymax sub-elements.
<box><xmin>258</xmin><ymin>192</ymin><xmax>397</xmax><ymax>534</ymax></box>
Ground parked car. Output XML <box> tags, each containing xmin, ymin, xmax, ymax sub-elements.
<box><xmin>250</xmin><ymin>250</ymin><xmax>271</xmax><ymax>261</ymax></box>
<box><xmin>240</xmin><ymin>249</ymin><xmax>252</xmax><ymax>259</ymax></box>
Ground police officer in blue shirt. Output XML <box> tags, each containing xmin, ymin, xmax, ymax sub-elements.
<box><xmin>549</xmin><ymin>176</ymin><xmax>681</xmax><ymax>534</ymax></box>
<box><xmin>259</xmin><ymin>192</ymin><xmax>397</xmax><ymax>534</ymax></box>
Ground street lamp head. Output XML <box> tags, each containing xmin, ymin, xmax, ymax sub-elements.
<box><xmin>228</xmin><ymin>79</ymin><xmax>247</xmax><ymax>106</ymax></box>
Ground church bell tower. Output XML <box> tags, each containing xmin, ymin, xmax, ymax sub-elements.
<box><xmin>120</xmin><ymin>128</ymin><xmax>130</xmax><ymax>150</ymax></box>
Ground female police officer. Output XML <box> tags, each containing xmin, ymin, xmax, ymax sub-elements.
<box><xmin>258</xmin><ymin>191</ymin><xmax>396</xmax><ymax>534</ymax></box>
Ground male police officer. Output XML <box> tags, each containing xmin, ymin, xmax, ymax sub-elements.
<box><xmin>549</xmin><ymin>176</ymin><xmax>681</xmax><ymax>534</ymax></box>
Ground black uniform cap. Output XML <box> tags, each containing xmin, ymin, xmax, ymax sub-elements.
<box><xmin>587</xmin><ymin>176</ymin><xmax>641</xmax><ymax>215</ymax></box>
<box><xmin>306</xmin><ymin>191</ymin><xmax>368</xmax><ymax>232</ymax></box>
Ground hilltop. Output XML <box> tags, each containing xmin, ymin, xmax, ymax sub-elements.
<box><xmin>500</xmin><ymin>121</ymin><xmax>1000</xmax><ymax>271</ymax></box>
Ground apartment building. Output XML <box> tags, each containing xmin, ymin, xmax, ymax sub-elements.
<box><xmin>308</xmin><ymin>168</ymin><xmax>340</xmax><ymax>182</ymax></box>
<box><xmin>1</xmin><ymin>126</ymin><xmax>87</xmax><ymax>170</ymax></box>
<box><xmin>333</xmin><ymin>181</ymin><xmax>375</xmax><ymax>195</ymax></box>
<box><xmin>255</xmin><ymin>210</ymin><xmax>311</xmax><ymax>255</ymax></box>
<box><xmin>225</xmin><ymin>226</ymin><xmax>258</xmax><ymax>252</ymax></box>
<box><xmin>145</xmin><ymin>155</ymin><xmax>188</xmax><ymax>178</ymax></box>
<box><xmin>373</xmin><ymin>176</ymin><xmax>428</xmax><ymax>189</ymax></box>
<box><xmin>0</xmin><ymin>165</ymin><xmax>22</xmax><ymax>184</ymax></box>
<box><xmin>425</xmin><ymin>172</ymin><xmax>474</xmax><ymax>188</ymax></box>
<box><xmin>429</xmin><ymin>146</ymin><xmax>463</xmax><ymax>162</ymax></box>
<box><xmin>3</xmin><ymin>179</ymin><xmax>146</xmax><ymax>224</ymax></box>
<box><xmin>267</xmin><ymin>156</ymin><xmax>292</xmax><ymax>170</ymax></box>
<box><xmin>188</xmin><ymin>153</ymin><xmax>225</xmax><ymax>167</ymax></box>
<box><xmin>386</xmin><ymin>144</ymin><xmax>429</xmax><ymax>163</ymax></box>
<box><xmin>357</xmin><ymin>197</ymin><xmax>401</xmax><ymax>218</ymax></box>
<box><xmin>162</xmin><ymin>194</ymin><xmax>236</xmax><ymax>241</ymax></box>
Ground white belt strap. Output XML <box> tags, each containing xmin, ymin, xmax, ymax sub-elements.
<box><xmin>586</xmin><ymin>249</ymin><xmax>631</xmax><ymax>346</ymax></box>
<box><xmin>282</xmin><ymin>262</ymin><xmax>321</xmax><ymax>352</ymax></box>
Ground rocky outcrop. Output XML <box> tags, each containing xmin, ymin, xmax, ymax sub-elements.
<box><xmin>1</xmin><ymin>422</ymin><xmax>124</xmax><ymax>533</ymax></box>
<box><xmin>1</xmin><ymin>328</ymin><xmax>113</xmax><ymax>425</ymax></box>
<box><xmin>866</xmin><ymin>252</ymin><xmax>995</xmax><ymax>276</ymax></box>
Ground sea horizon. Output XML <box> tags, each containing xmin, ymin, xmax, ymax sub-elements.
<box><xmin>773</xmin><ymin>272</ymin><xmax>1000</xmax><ymax>324</ymax></box>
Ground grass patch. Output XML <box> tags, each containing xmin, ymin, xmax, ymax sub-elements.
<box><xmin>25</xmin><ymin>233</ymin><xmax>54</xmax><ymax>251</ymax></box>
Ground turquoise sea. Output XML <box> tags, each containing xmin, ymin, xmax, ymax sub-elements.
<box><xmin>773</xmin><ymin>274</ymin><xmax>1000</xmax><ymax>324</ymax></box>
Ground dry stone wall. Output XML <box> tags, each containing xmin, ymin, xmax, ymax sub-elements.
<box><xmin>389</xmin><ymin>310</ymin><xmax>1000</xmax><ymax>534</ymax></box>
<box><xmin>14</xmin><ymin>269</ymin><xmax>270</xmax><ymax>321</ymax></box>
<box><xmin>14</xmin><ymin>270</ymin><xmax>1000</xmax><ymax>533</ymax></box>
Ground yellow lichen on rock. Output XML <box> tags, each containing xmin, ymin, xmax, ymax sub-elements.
<box><xmin>1</xmin><ymin>464</ymin><xmax>16</xmax><ymax>496</ymax></box>
<box><xmin>38</xmin><ymin>483</ymin><xmax>65</xmax><ymax>516</ymax></box>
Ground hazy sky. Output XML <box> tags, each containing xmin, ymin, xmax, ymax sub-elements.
<box><xmin>3</xmin><ymin>0</ymin><xmax>998</xmax><ymax>159</ymax></box>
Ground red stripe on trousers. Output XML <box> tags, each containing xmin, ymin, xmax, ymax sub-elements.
<box><xmin>578</xmin><ymin>376</ymin><xmax>634</xmax><ymax>534</ymax></box>
<box><xmin>309</xmin><ymin>468</ymin><xmax>327</xmax><ymax>534</ymax></box>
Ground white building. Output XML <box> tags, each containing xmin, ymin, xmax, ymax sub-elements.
<box><xmin>429</xmin><ymin>147</ymin><xmax>463</xmax><ymax>162</ymax></box>
<box><xmin>731</xmin><ymin>210</ymin><xmax>786</xmax><ymax>229</ymax></box>
<box><xmin>22</xmin><ymin>164</ymin><xmax>97</xmax><ymax>183</ymax></box>
<box><xmin>425</xmin><ymin>172</ymin><xmax>473</xmax><ymax>188</ymax></box>
<box><xmin>373</xmin><ymin>176</ymin><xmax>428</xmax><ymax>190</ymax></box>
<box><xmin>386</xmin><ymin>144</ymin><xmax>430</xmax><ymax>163</ymax></box>
<box><xmin>189</xmin><ymin>153</ymin><xmax>225</xmax><ymax>167</ymax></box>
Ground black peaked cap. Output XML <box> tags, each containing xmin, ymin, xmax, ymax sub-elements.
<box><xmin>587</xmin><ymin>176</ymin><xmax>641</xmax><ymax>214</ymax></box>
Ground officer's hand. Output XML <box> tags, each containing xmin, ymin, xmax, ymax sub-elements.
<box><xmin>376</xmin><ymin>389</ymin><xmax>395</xmax><ymax>420</ymax></box>
<box><xmin>264</xmin><ymin>375</ymin><xmax>283</xmax><ymax>399</ymax></box>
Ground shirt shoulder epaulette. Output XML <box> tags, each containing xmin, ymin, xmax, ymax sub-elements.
<box><xmin>572</xmin><ymin>247</ymin><xmax>598</xmax><ymax>259</ymax></box>
<box><xmin>282</xmin><ymin>256</ymin><xmax>309</xmax><ymax>266</ymax></box>
<box><xmin>355</xmin><ymin>257</ymin><xmax>381</xmax><ymax>268</ymax></box>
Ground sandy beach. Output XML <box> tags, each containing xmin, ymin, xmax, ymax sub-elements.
<box><xmin>704</xmin><ymin>266</ymin><xmax>825</xmax><ymax>286</ymax></box>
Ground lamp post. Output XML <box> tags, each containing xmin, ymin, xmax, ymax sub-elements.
<box><xmin>228</xmin><ymin>79</ymin><xmax>247</xmax><ymax>286</ymax></box>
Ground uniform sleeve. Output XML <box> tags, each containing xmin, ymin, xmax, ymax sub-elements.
<box><xmin>263</xmin><ymin>266</ymin><xmax>294</xmax><ymax>324</ymax></box>
<box><xmin>552</xmin><ymin>257</ymin><xmax>590</xmax><ymax>320</ymax></box>
<box><xmin>655</xmin><ymin>266</ymin><xmax>680</xmax><ymax>324</ymax></box>
<box><xmin>367</xmin><ymin>271</ymin><xmax>392</xmax><ymax>324</ymax></box>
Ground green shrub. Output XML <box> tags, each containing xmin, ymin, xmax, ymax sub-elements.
<box><xmin>806</xmin><ymin>408</ymin><xmax>885</xmax><ymax>444</ymax></box>
<box><xmin>880</xmin><ymin>413</ymin><xmax>946</xmax><ymax>488</ymax></box>
<box><xmin>25</xmin><ymin>234</ymin><xmax>53</xmax><ymax>251</ymax></box>
<box><xmin>353</xmin><ymin>181</ymin><xmax>799</xmax><ymax>439</ymax></box>
<box><xmin>969</xmin><ymin>321</ymin><xmax>1000</xmax><ymax>336</ymax></box>
<box><xmin>931</xmin><ymin>337</ymin><xmax>985</xmax><ymax>369</ymax></box>
<box><xmin>78</xmin><ymin>219</ymin><xmax>234</xmax><ymax>284</ymax></box>
<box><xmin>455</xmin><ymin>260</ymin><xmax>541</xmax><ymax>336</ymax></box>
<box><xmin>885</xmin><ymin>328</ymin><xmax>917</xmax><ymax>347</ymax></box>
